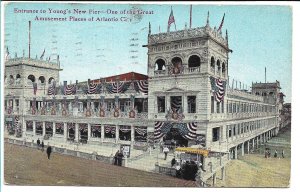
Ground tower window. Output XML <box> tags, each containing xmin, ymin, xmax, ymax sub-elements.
<box><xmin>212</xmin><ymin>127</ymin><xmax>220</xmax><ymax>142</ymax></box>
<box><xmin>157</xmin><ymin>96</ymin><xmax>165</xmax><ymax>113</ymax></box>
<box><xmin>155</xmin><ymin>59</ymin><xmax>166</xmax><ymax>70</ymax></box>
<box><xmin>28</xmin><ymin>75</ymin><xmax>35</xmax><ymax>82</ymax></box>
<box><xmin>188</xmin><ymin>55</ymin><xmax>200</xmax><ymax>68</ymax></box>
<box><xmin>187</xmin><ymin>96</ymin><xmax>196</xmax><ymax>113</ymax></box>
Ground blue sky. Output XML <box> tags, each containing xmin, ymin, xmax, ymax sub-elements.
<box><xmin>4</xmin><ymin>3</ymin><xmax>292</xmax><ymax>102</ymax></box>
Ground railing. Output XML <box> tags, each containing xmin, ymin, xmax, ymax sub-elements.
<box><xmin>210</xmin><ymin>112</ymin><xmax>276</xmax><ymax>121</ymax></box>
<box><xmin>26</xmin><ymin>109</ymin><xmax>149</xmax><ymax>120</ymax></box>
<box><xmin>185</xmin><ymin>67</ymin><xmax>200</xmax><ymax>74</ymax></box>
<box><xmin>154</xmin><ymin>70</ymin><xmax>166</xmax><ymax>76</ymax></box>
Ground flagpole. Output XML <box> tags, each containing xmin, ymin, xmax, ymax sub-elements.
<box><xmin>190</xmin><ymin>5</ymin><xmax>192</xmax><ymax>28</ymax></box>
<box><xmin>28</xmin><ymin>21</ymin><xmax>31</xmax><ymax>59</ymax></box>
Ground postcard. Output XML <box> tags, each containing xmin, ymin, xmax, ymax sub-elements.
<box><xmin>1</xmin><ymin>1</ymin><xmax>294</xmax><ymax>191</ymax></box>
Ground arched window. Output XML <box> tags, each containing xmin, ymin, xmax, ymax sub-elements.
<box><xmin>155</xmin><ymin>59</ymin><xmax>166</xmax><ymax>70</ymax></box>
<box><xmin>39</xmin><ymin>76</ymin><xmax>45</xmax><ymax>84</ymax></box>
<box><xmin>188</xmin><ymin>55</ymin><xmax>200</xmax><ymax>68</ymax></box>
<box><xmin>171</xmin><ymin>57</ymin><xmax>183</xmax><ymax>74</ymax></box>
<box><xmin>48</xmin><ymin>77</ymin><xmax>54</xmax><ymax>84</ymax></box>
<box><xmin>27</xmin><ymin>75</ymin><xmax>35</xmax><ymax>82</ymax></box>
<box><xmin>9</xmin><ymin>75</ymin><xmax>14</xmax><ymax>84</ymax></box>
<box><xmin>262</xmin><ymin>92</ymin><xmax>267</xmax><ymax>96</ymax></box>
<box><xmin>222</xmin><ymin>62</ymin><xmax>226</xmax><ymax>76</ymax></box>
<box><xmin>217</xmin><ymin>60</ymin><xmax>221</xmax><ymax>74</ymax></box>
<box><xmin>255</xmin><ymin>92</ymin><xmax>260</xmax><ymax>95</ymax></box>
<box><xmin>171</xmin><ymin>57</ymin><xmax>182</xmax><ymax>67</ymax></box>
<box><xmin>16</xmin><ymin>74</ymin><xmax>21</xmax><ymax>79</ymax></box>
<box><xmin>210</xmin><ymin>57</ymin><xmax>215</xmax><ymax>73</ymax></box>
<box><xmin>269</xmin><ymin>92</ymin><xmax>274</xmax><ymax>96</ymax></box>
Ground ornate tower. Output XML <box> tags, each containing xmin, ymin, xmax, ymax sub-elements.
<box><xmin>144</xmin><ymin>19</ymin><xmax>231</xmax><ymax>146</ymax></box>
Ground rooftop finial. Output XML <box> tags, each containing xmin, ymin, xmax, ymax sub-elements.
<box><xmin>206</xmin><ymin>11</ymin><xmax>210</xmax><ymax>27</ymax></box>
<box><xmin>226</xmin><ymin>29</ymin><xmax>228</xmax><ymax>44</ymax></box>
<box><xmin>185</xmin><ymin>22</ymin><xmax>187</xmax><ymax>30</ymax></box>
<box><xmin>148</xmin><ymin>22</ymin><xmax>151</xmax><ymax>35</ymax></box>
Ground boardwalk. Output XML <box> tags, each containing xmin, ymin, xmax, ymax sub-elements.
<box><xmin>4</xmin><ymin>143</ymin><xmax>196</xmax><ymax>187</ymax></box>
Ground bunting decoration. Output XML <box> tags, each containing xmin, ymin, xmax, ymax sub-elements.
<box><xmin>79</xmin><ymin>123</ymin><xmax>88</xmax><ymax>132</ymax></box>
<box><xmin>14</xmin><ymin>116</ymin><xmax>21</xmax><ymax>132</ymax></box>
<box><xmin>32</xmin><ymin>98</ymin><xmax>36</xmax><ymax>115</ymax></box>
<box><xmin>106</xmin><ymin>81</ymin><xmax>131</xmax><ymax>93</ymax></box>
<box><xmin>41</xmin><ymin>97</ymin><xmax>46</xmax><ymax>115</ymax></box>
<box><xmin>67</xmin><ymin>123</ymin><xmax>75</xmax><ymax>130</ymax></box>
<box><xmin>104</xmin><ymin>125</ymin><xmax>116</xmax><ymax>134</ymax></box>
<box><xmin>45</xmin><ymin>121</ymin><xmax>53</xmax><ymax>130</ymax></box>
<box><xmin>119</xmin><ymin>125</ymin><xmax>131</xmax><ymax>133</ymax></box>
<box><xmin>33</xmin><ymin>82</ymin><xmax>37</xmax><ymax>95</ymax></box>
<box><xmin>48</xmin><ymin>80</ymin><xmax>56</xmax><ymax>95</ymax></box>
<box><xmin>64</xmin><ymin>84</ymin><xmax>77</xmax><ymax>95</ymax></box>
<box><xmin>87</xmin><ymin>81</ymin><xmax>100</xmax><ymax>94</ymax></box>
<box><xmin>135</xmin><ymin>126</ymin><xmax>147</xmax><ymax>136</ymax></box>
<box><xmin>154</xmin><ymin>121</ymin><xmax>197</xmax><ymax>140</ymax></box>
<box><xmin>210</xmin><ymin>76</ymin><xmax>226</xmax><ymax>102</ymax></box>
<box><xmin>55</xmin><ymin>122</ymin><xmax>64</xmax><ymax>131</ymax></box>
<box><xmin>134</xmin><ymin>80</ymin><xmax>148</xmax><ymax>94</ymax></box>
<box><xmin>91</xmin><ymin>124</ymin><xmax>101</xmax><ymax>132</ymax></box>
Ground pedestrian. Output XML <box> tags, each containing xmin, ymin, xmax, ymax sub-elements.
<box><xmin>282</xmin><ymin>149</ymin><xmax>285</xmax><ymax>158</ymax></box>
<box><xmin>274</xmin><ymin>149</ymin><xmax>278</xmax><ymax>158</ymax></box>
<box><xmin>46</xmin><ymin>145</ymin><xmax>52</xmax><ymax>160</ymax></box>
<box><xmin>171</xmin><ymin>157</ymin><xmax>176</xmax><ymax>167</ymax></box>
<box><xmin>37</xmin><ymin>138</ymin><xmax>40</xmax><ymax>149</ymax></box>
<box><xmin>117</xmin><ymin>150</ymin><xmax>124</xmax><ymax>166</ymax></box>
<box><xmin>163</xmin><ymin>146</ymin><xmax>169</xmax><ymax>160</ymax></box>
<box><xmin>114</xmin><ymin>150</ymin><xmax>119</xmax><ymax>165</ymax></box>
<box><xmin>41</xmin><ymin>141</ymin><xmax>44</xmax><ymax>152</ymax></box>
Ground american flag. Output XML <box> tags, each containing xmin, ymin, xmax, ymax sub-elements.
<box><xmin>217</xmin><ymin>13</ymin><xmax>225</xmax><ymax>32</ymax></box>
<box><xmin>210</xmin><ymin>76</ymin><xmax>226</xmax><ymax>102</ymax></box>
<box><xmin>167</xmin><ymin>7</ymin><xmax>175</xmax><ymax>30</ymax></box>
<box><xmin>33</xmin><ymin>82</ymin><xmax>37</xmax><ymax>95</ymax></box>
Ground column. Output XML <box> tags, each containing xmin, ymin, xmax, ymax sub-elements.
<box><xmin>53</xmin><ymin>122</ymin><xmax>56</xmax><ymax>137</ymax></box>
<box><xmin>42</xmin><ymin>121</ymin><xmax>46</xmax><ymax>137</ymax></box>
<box><xmin>13</xmin><ymin>99</ymin><xmax>16</xmax><ymax>111</ymax></box>
<box><xmin>252</xmin><ymin>138</ymin><xmax>255</xmax><ymax>151</ymax></box>
<box><xmin>213</xmin><ymin>173</ymin><xmax>217</xmax><ymax>186</ymax></box>
<box><xmin>202</xmin><ymin>157</ymin><xmax>206</xmax><ymax>171</ymax></box>
<box><xmin>166</xmin><ymin>95</ymin><xmax>170</xmax><ymax>110</ymax></box>
<box><xmin>183</xmin><ymin>94</ymin><xmax>188</xmax><ymax>113</ymax></box>
<box><xmin>64</xmin><ymin>123</ymin><xmax>67</xmax><ymax>142</ymax></box>
<box><xmin>256</xmin><ymin>137</ymin><xmax>259</xmax><ymax>149</ymax></box>
<box><xmin>115</xmin><ymin>125</ymin><xmax>119</xmax><ymax>143</ymax></box>
<box><xmin>87</xmin><ymin>123</ymin><xmax>91</xmax><ymax>141</ymax></box>
<box><xmin>131</xmin><ymin>125</ymin><xmax>135</xmax><ymax>145</ymax></box>
<box><xmin>33</xmin><ymin>120</ymin><xmax>36</xmax><ymax>136</ymax></box>
<box><xmin>221</xmin><ymin>167</ymin><xmax>225</xmax><ymax>181</ymax></box>
<box><xmin>101</xmin><ymin>124</ymin><xmax>104</xmax><ymax>143</ymax></box>
<box><xmin>234</xmin><ymin>146</ymin><xmax>238</xmax><ymax>159</ymax></box>
<box><xmin>247</xmin><ymin>141</ymin><xmax>250</xmax><ymax>154</ymax></box>
<box><xmin>75</xmin><ymin>123</ymin><xmax>79</xmax><ymax>142</ymax></box>
<box><xmin>241</xmin><ymin>143</ymin><xmax>245</xmax><ymax>156</ymax></box>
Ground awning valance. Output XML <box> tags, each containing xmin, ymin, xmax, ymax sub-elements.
<box><xmin>175</xmin><ymin>147</ymin><xmax>209</xmax><ymax>157</ymax></box>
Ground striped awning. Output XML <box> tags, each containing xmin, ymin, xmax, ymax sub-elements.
<box><xmin>175</xmin><ymin>147</ymin><xmax>209</xmax><ymax>157</ymax></box>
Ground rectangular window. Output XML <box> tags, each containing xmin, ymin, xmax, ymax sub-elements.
<box><xmin>157</xmin><ymin>96</ymin><xmax>165</xmax><ymax>113</ymax></box>
<box><xmin>170</xmin><ymin>96</ymin><xmax>182</xmax><ymax>112</ymax></box>
<box><xmin>229</xmin><ymin>128</ymin><xmax>232</xmax><ymax>138</ymax></box>
<box><xmin>187</xmin><ymin>96</ymin><xmax>196</xmax><ymax>113</ymax></box>
<box><xmin>222</xmin><ymin>101</ymin><xmax>224</xmax><ymax>113</ymax></box>
<box><xmin>211</xmin><ymin>96</ymin><xmax>215</xmax><ymax>113</ymax></box>
<box><xmin>212</xmin><ymin>127</ymin><xmax>220</xmax><ymax>142</ymax></box>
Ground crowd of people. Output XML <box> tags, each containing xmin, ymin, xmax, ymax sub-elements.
<box><xmin>170</xmin><ymin>157</ymin><xmax>199</xmax><ymax>181</ymax></box>
<box><xmin>265</xmin><ymin>148</ymin><xmax>285</xmax><ymax>159</ymax></box>
<box><xmin>36</xmin><ymin>138</ymin><xmax>52</xmax><ymax>160</ymax></box>
<box><xmin>113</xmin><ymin>150</ymin><xmax>124</xmax><ymax>166</ymax></box>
